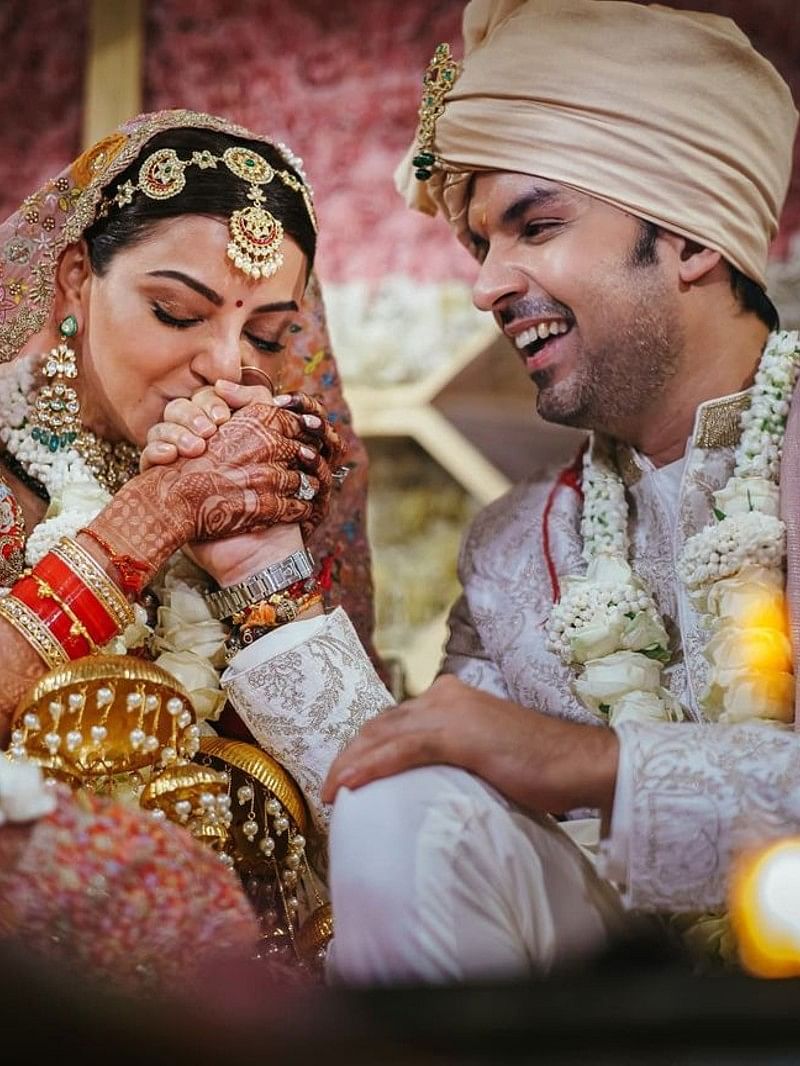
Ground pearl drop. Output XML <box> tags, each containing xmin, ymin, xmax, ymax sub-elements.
<box><xmin>126</xmin><ymin>692</ymin><xmax>143</xmax><ymax>712</ymax></box>
<box><xmin>90</xmin><ymin>725</ymin><xmax>108</xmax><ymax>744</ymax></box>
<box><xmin>145</xmin><ymin>694</ymin><xmax>159</xmax><ymax>712</ymax></box>
<box><xmin>129</xmin><ymin>728</ymin><xmax>145</xmax><ymax>749</ymax></box>
<box><xmin>166</xmin><ymin>697</ymin><xmax>183</xmax><ymax>716</ymax></box>
<box><xmin>96</xmin><ymin>686</ymin><xmax>113</xmax><ymax>708</ymax></box>
<box><xmin>23</xmin><ymin>712</ymin><xmax>40</xmax><ymax>731</ymax></box>
<box><xmin>66</xmin><ymin>730</ymin><xmax>82</xmax><ymax>751</ymax></box>
<box><xmin>177</xmin><ymin>710</ymin><xmax>192</xmax><ymax>729</ymax></box>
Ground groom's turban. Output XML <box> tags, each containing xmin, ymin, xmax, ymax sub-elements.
<box><xmin>397</xmin><ymin>0</ymin><xmax>798</xmax><ymax>289</ymax></box>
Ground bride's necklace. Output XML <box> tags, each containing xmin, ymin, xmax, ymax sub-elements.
<box><xmin>0</xmin><ymin>353</ymin><xmax>138</xmax><ymax>499</ymax></box>
<box><xmin>546</xmin><ymin>330</ymin><xmax>800</xmax><ymax>728</ymax></box>
<box><xmin>0</xmin><ymin>353</ymin><xmax>139</xmax><ymax>566</ymax></box>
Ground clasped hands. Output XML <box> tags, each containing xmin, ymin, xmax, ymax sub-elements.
<box><xmin>137</xmin><ymin>377</ymin><xmax>343</xmax><ymax>585</ymax></box>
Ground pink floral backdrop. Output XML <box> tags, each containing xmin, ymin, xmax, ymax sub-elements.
<box><xmin>0</xmin><ymin>0</ymin><xmax>87</xmax><ymax>222</ymax></box>
<box><xmin>0</xmin><ymin>0</ymin><xmax>798</xmax><ymax>280</ymax></box>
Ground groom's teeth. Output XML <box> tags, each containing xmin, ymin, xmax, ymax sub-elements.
<box><xmin>513</xmin><ymin>321</ymin><xmax>568</xmax><ymax>349</ymax></box>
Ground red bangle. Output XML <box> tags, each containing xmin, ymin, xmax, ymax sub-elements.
<box><xmin>11</xmin><ymin>575</ymin><xmax>93</xmax><ymax>659</ymax></box>
<box><xmin>35</xmin><ymin>552</ymin><xmax>120</xmax><ymax>645</ymax></box>
<box><xmin>78</xmin><ymin>527</ymin><xmax>150</xmax><ymax>595</ymax></box>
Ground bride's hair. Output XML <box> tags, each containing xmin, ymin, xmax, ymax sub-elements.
<box><xmin>84</xmin><ymin>127</ymin><xmax>316</xmax><ymax>276</ymax></box>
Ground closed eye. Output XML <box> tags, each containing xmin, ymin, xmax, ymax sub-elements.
<box><xmin>246</xmin><ymin>334</ymin><xmax>284</xmax><ymax>353</ymax></box>
<box><xmin>152</xmin><ymin>303</ymin><xmax>201</xmax><ymax>329</ymax></box>
<box><xmin>522</xmin><ymin>220</ymin><xmax>562</xmax><ymax>240</ymax></box>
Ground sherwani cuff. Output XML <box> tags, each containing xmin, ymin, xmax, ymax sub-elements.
<box><xmin>604</xmin><ymin>720</ymin><xmax>800</xmax><ymax>913</ymax></box>
<box><xmin>222</xmin><ymin>607</ymin><xmax>394</xmax><ymax>835</ymax></box>
<box><xmin>597</xmin><ymin>726</ymin><xmax>634</xmax><ymax>895</ymax></box>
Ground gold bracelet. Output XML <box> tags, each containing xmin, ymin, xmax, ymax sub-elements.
<box><xmin>31</xmin><ymin>577</ymin><xmax>98</xmax><ymax>653</ymax></box>
<box><xmin>0</xmin><ymin>594</ymin><xmax>68</xmax><ymax>669</ymax></box>
<box><xmin>53</xmin><ymin>537</ymin><xmax>135</xmax><ymax>631</ymax></box>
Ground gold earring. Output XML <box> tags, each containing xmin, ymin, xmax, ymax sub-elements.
<box><xmin>31</xmin><ymin>314</ymin><xmax>82</xmax><ymax>452</ymax></box>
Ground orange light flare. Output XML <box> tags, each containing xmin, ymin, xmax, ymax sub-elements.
<box><xmin>730</xmin><ymin>838</ymin><xmax>800</xmax><ymax>978</ymax></box>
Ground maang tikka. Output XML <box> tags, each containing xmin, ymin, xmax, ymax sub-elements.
<box><xmin>107</xmin><ymin>145</ymin><xmax>317</xmax><ymax>281</ymax></box>
<box><xmin>30</xmin><ymin>314</ymin><xmax>82</xmax><ymax>452</ymax></box>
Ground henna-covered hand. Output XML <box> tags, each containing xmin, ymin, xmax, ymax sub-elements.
<box><xmin>91</xmin><ymin>401</ymin><xmax>319</xmax><ymax>582</ymax></box>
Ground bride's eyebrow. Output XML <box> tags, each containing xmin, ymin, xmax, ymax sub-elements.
<box><xmin>146</xmin><ymin>270</ymin><xmax>222</xmax><ymax>306</ymax></box>
<box><xmin>251</xmin><ymin>300</ymin><xmax>299</xmax><ymax>314</ymax></box>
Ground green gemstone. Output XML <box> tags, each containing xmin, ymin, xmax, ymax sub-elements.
<box><xmin>413</xmin><ymin>153</ymin><xmax>435</xmax><ymax>167</ymax></box>
<box><xmin>48</xmin><ymin>435</ymin><xmax>60</xmax><ymax>452</ymax></box>
<box><xmin>415</xmin><ymin>168</ymin><xmax>433</xmax><ymax>181</ymax></box>
<box><xmin>60</xmin><ymin>314</ymin><xmax>78</xmax><ymax>338</ymax></box>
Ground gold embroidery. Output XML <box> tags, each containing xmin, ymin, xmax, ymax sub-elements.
<box><xmin>614</xmin><ymin>442</ymin><xmax>644</xmax><ymax>487</ymax></box>
<box><xmin>694</xmin><ymin>392</ymin><xmax>750</xmax><ymax>450</ymax></box>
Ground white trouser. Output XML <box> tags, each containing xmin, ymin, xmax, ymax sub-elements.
<box><xmin>327</xmin><ymin>765</ymin><xmax>626</xmax><ymax>985</ymax></box>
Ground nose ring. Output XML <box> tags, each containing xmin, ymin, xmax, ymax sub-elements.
<box><xmin>240</xmin><ymin>365</ymin><xmax>275</xmax><ymax>393</ymax></box>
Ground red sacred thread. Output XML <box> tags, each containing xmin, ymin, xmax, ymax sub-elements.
<box><xmin>542</xmin><ymin>442</ymin><xmax>587</xmax><ymax>604</ymax></box>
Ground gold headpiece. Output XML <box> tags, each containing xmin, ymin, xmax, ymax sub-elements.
<box><xmin>412</xmin><ymin>42</ymin><xmax>460</xmax><ymax>181</ymax></box>
<box><xmin>108</xmin><ymin>145</ymin><xmax>318</xmax><ymax>279</ymax></box>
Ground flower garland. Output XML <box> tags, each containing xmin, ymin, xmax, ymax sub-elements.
<box><xmin>546</xmin><ymin>330</ymin><xmax>800</xmax><ymax>729</ymax></box>
<box><xmin>0</xmin><ymin>353</ymin><xmax>227</xmax><ymax>724</ymax></box>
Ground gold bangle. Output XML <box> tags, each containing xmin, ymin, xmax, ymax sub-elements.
<box><xmin>0</xmin><ymin>594</ymin><xmax>68</xmax><ymax>669</ymax></box>
<box><xmin>53</xmin><ymin>537</ymin><xmax>135</xmax><ymax>631</ymax></box>
<box><xmin>31</xmin><ymin>576</ymin><xmax>98</xmax><ymax>653</ymax></box>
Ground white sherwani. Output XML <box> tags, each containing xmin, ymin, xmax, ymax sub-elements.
<box><xmin>221</xmin><ymin>389</ymin><xmax>800</xmax><ymax>979</ymax></box>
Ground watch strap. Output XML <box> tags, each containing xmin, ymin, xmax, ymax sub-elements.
<box><xmin>206</xmin><ymin>548</ymin><xmax>315</xmax><ymax>620</ymax></box>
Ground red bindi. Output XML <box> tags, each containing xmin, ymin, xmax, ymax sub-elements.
<box><xmin>235</xmin><ymin>299</ymin><xmax>244</xmax><ymax>308</ymax></box>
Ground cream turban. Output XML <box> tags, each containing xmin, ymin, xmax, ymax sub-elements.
<box><xmin>397</xmin><ymin>0</ymin><xmax>798</xmax><ymax>288</ymax></box>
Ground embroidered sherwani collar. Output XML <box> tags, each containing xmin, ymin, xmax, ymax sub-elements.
<box><xmin>613</xmin><ymin>388</ymin><xmax>751</xmax><ymax>487</ymax></box>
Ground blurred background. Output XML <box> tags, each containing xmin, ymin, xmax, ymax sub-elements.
<box><xmin>3</xmin><ymin>0</ymin><xmax>798</xmax><ymax>693</ymax></box>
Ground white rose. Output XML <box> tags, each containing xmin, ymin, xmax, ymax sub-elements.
<box><xmin>162</xmin><ymin>579</ymin><xmax>217</xmax><ymax>624</ymax></box>
<box><xmin>608</xmin><ymin>690</ymin><xmax>670</xmax><ymax>727</ymax></box>
<box><xmin>0</xmin><ymin>756</ymin><xmax>57</xmax><ymax>824</ymax></box>
<box><xmin>713</xmin><ymin>476</ymin><xmax>780</xmax><ymax>518</ymax></box>
<box><xmin>621</xmin><ymin>610</ymin><xmax>669</xmax><ymax>655</ymax></box>
<box><xmin>155</xmin><ymin>579</ymin><xmax>227</xmax><ymax>667</ymax></box>
<box><xmin>718</xmin><ymin>671</ymin><xmax>795</xmax><ymax>724</ymax></box>
<box><xmin>570</xmin><ymin>617</ymin><xmax>624</xmax><ymax>663</ymax></box>
<box><xmin>574</xmin><ymin>651</ymin><xmax>662</xmax><ymax>712</ymax></box>
<box><xmin>584</xmin><ymin>555</ymin><xmax>635</xmax><ymax>586</ymax></box>
<box><xmin>608</xmin><ymin>687</ymin><xmax>684</xmax><ymax>727</ymax></box>
<box><xmin>705</xmin><ymin>625</ymin><xmax>793</xmax><ymax>687</ymax></box>
<box><xmin>154</xmin><ymin>650</ymin><xmax>226</xmax><ymax>723</ymax></box>
<box><xmin>706</xmin><ymin>565</ymin><xmax>787</xmax><ymax>631</ymax></box>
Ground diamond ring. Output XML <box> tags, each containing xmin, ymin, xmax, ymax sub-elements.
<box><xmin>295</xmin><ymin>471</ymin><xmax>316</xmax><ymax>501</ymax></box>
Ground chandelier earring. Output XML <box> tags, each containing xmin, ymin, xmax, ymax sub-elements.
<box><xmin>30</xmin><ymin>314</ymin><xmax>82</xmax><ymax>452</ymax></box>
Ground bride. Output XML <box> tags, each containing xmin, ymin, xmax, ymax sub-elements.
<box><xmin>0</xmin><ymin>109</ymin><xmax>380</xmax><ymax>988</ymax></box>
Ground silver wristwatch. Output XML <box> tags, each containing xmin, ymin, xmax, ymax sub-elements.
<box><xmin>205</xmin><ymin>548</ymin><xmax>315</xmax><ymax>620</ymax></box>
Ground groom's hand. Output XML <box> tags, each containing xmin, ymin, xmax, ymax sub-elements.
<box><xmin>322</xmin><ymin>674</ymin><xmax>619</xmax><ymax>817</ymax></box>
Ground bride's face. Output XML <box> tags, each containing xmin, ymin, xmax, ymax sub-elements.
<box><xmin>73</xmin><ymin>214</ymin><xmax>307</xmax><ymax>447</ymax></box>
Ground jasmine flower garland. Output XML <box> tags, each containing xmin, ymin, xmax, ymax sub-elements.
<box><xmin>547</xmin><ymin>331</ymin><xmax>800</xmax><ymax>728</ymax></box>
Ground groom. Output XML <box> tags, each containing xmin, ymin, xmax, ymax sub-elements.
<box><xmin>322</xmin><ymin>0</ymin><xmax>800</xmax><ymax>983</ymax></box>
